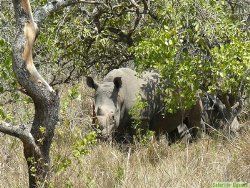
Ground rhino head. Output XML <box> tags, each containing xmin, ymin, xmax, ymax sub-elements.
<box><xmin>86</xmin><ymin>76</ymin><xmax>123</xmax><ymax>140</ymax></box>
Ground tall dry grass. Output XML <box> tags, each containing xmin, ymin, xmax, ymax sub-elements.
<box><xmin>0</xmin><ymin>84</ymin><xmax>249</xmax><ymax>188</ymax></box>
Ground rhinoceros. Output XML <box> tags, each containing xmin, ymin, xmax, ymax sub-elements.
<box><xmin>86</xmin><ymin>68</ymin><xmax>202</xmax><ymax>141</ymax></box>
<box><xmin>201</xmin><ymin>93</ymin><xmax>241</xmax><ymax>136</ymax></box>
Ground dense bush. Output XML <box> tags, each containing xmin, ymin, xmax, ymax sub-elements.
<box><xmin>133</xmin><ymin>0</ymin><xmax>249</xmax><ymax>112</ymax></box>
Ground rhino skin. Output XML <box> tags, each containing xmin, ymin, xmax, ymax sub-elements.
<box><xmin>201</xmin><ymin>93</ymin><xmax>241</xmax><ymax>136</ymax></box>
<box><xmin>140</xmin><ymin>71</ymin><xmax>202</xmax><ymax>141</ymax></box>
<box><xmin>87</xmin><ymin>68</ymin><xmax>202</xmax><ymax>141</ymax></box>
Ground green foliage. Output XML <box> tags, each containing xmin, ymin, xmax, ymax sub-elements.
<box><xmin>34</xmin><ymin>2</ymin><xmax>138</xmax><ymax>84</ymax></box>
<box><xmin>129</xmin><ymin>96</ymin><xmax>155</xmax><ymax>144</ymax></box>
<box><xmin>0</xmin><ymin>38</ymin><xmax>17</xmax><ymax>93</ymax></box>
<box><xmin>114</xmin><ymin>166</ymin><xmax>124</xmax><ymax>185</ymax></box>
<box><xmin>0</xmin><ymin>106</ymin><xmax>4</xmax><ymax>120</ymax></box>
<box><xmin>133</xmin><ymin>0</ymin><xmax>249</xmax><ymax>112</ymax></box>
<box><xmin>73</xmin><ymin>131</ymin><xmax>97</xmax><ymax>157</ymax></box>
<box><xmin>54</xmin><ymin>155</ymin><xmax>72</xmax><ymax>174</ymax></box>
<box><xmin>129</xmin><ymin>96</ymin><xmax>148</xmax><ymax>128</ymax></box>
<box><xmin>68</xmin><ymin>85</ymin><xmax>81</xmax><ymax>100</ymax></box>
<box><xmin>65</xmin><ymin>179</ymin><xmax>73</xmax><ymax>188</ymax></box>
<box><xmin>0</xmin><ymin>105</ymin><xmax>14</xmax><ymax>122</ymax></box>
<box><xmin>27</xmin><ymin>157</ymin><xmax>37</xmax><ymax>177</ymax></box>
<box><xmin>53</xmin><ymin>131</ymin><xmax>97</xmax><ymax>177</ymax></box>
<box><xmin>0</xmin><ymin>27</ymin><xmax>20</xmax><ymax>120</ymax></box>
<box><xmin>210</xmin><ymin>37</ymin><xmax>249</xmax><ymax>94</ymax></box>
<box><xmin>0</xmin><ymin>2</ymin><xmax>18</xmax><ymax>96</ymax></box>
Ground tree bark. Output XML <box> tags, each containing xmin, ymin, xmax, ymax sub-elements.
<box><xmin>1</xmin><ymin>0</ymin><xmax>101</xmax><ymax>186</ymax></box>
<box><xmin>11</xmin><ymin>0</ymin><xmax>60</xmax><ymax>187</ymax></box>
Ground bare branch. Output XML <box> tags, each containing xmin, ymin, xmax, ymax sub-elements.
<box><xmin>142</xmin><ymin>0</ymin><xmax>158</xmax><ymax>20</ymax></box>
<box><xmin>141</xmin><ymin>0</ymin><xmax>149</xmax><ymax>10</ymax></box>
<box><xmin>128</xmin><ymin>0</ymin><xmax>142</xmax><ymax>35</ymax></box>
<box><xmin>107</xmin><ymin>27</ymin><xmax>133</xmax><ymax>46</ymax></box>
<box><xmin>129</xmin><ymin>0</ymin><xmax>139</xmax><ymax>8</ymax></box>
<box><xmin>0</xmin><ymin>121</ymin><xmax>41</xmax><ymax>155</ymax></box>
<box><xmin>34</xmin><ymin>0</ymin><xmax>102</xmax><ymax>25</ymax></box>
<box><xmin>0</xmin><ymin>121</ymin><xmax>26</xmax><ymax>138</ymax></box>
<box><xmin>92</xmin><ymin>6</ymin><xmax>105</xmax><ymax>33</ymax></box>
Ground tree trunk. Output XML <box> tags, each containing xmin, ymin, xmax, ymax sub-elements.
<box><xmin>1</xmin><ymin>0</ymin><xmax>100</xmax><ymax>187</ymax></box>
<box><xmin>11</xmin><ymin>0</ymin><xmax>60</xmax><ymax>187</ymax></box>
<box><xmin>23</xmin><ymin>98</ymin><xmax>59</xmax><ymax>187</ymax></box>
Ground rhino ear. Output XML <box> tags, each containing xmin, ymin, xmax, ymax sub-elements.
<box><xmin>113</xmin><ymin>77</ymin><xmax>122</xmax><ymax>89</ymax></box>
<box><xmin>86</xmin><ymin>76</ymin><xmax>98</xmax><ymax>89</ymax></box>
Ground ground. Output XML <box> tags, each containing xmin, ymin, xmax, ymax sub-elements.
<box><xmin>0</xmin><ymin>84</ymin><xmax>249</xmax><ymax>188</ymax></box>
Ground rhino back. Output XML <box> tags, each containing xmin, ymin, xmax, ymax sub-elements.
<box><xmin>140</xmin><ymin>71</ymin><xmax>162</xmax><ymax>119</ymax></box>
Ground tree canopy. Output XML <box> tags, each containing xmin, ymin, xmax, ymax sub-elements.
<box><xmin>133</xmin><ymin>0</ymin><xmax>249</xmax><ymax>111</ymax></box>
<box><xmin>1</xmin><ymin>0</ymin><xmax>249</xmax><ymax>112</ymax></box>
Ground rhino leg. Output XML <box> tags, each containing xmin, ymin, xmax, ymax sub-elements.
<box><xmin>167</xmin><ymin>129</ymin><xmax>179</xmax><ymax>144</ymax></box>
<box><xmin>177</xmin><ymin>123</ymin><xmax>192</xmax><ymax>142</ymax></box>
<box><xmin>186</xmin><ymin>99</ymin><xmax>203</xmax><ymax>138</ymax></box>
<box><xmin>167</xmin><ymin>123</ymin><xmax>191</xmax><ymax>144</ymax></box>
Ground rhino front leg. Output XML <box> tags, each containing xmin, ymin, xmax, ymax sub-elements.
<box><xmin>187</xmin><ymin>99</ymin><xmax>204</xmax><ymax>138</ymax></box>
<box><xmin>167</xmin><ymin>123</ymin><xmax>191</xmax><ymax>144</ymax></box>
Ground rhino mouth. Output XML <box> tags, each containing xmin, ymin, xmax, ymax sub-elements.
<box><xmin>95</xmin><ymin>128</ymin><xmax>115</xmax><ymax>142</ymax></box>
<box><xmin>96</xmin><ymin>134</ymin><xmax>113</xmax><ymax>142</ymax></box>
<box><xmin>92</xmin><ymin>115</ymin><xmax>116</xmax><ymax>141</ymax></box>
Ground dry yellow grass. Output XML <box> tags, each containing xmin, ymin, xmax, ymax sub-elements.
<box><xmin>49</xmin><ymin>128</ymin><xmax>250</xmax><ymax>188</ymax></box>
<box><xmin>0</xmin><ymin>84</ymin><xmax>249</xmax><ymax>188</ymax></box>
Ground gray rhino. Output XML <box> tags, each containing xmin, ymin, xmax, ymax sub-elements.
<box><xmin>86</xmin><ymin>68</ymin><xmax>202</xmax><ymax>141</ymax></box>
<box><xmin>201</xmin><ymin>93</ymin><xmax>242</xmax><ymax>136</ymax></box>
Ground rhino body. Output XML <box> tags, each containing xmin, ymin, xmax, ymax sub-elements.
<box><xmin>201</xmin><ymin>94</ymin><xmax>241</xmax><ymax>136</ymax></box>
<box><xmin>87</xmin><ymin>68</ymin><xmax>202</xmax><ymax>141</ymax></box>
